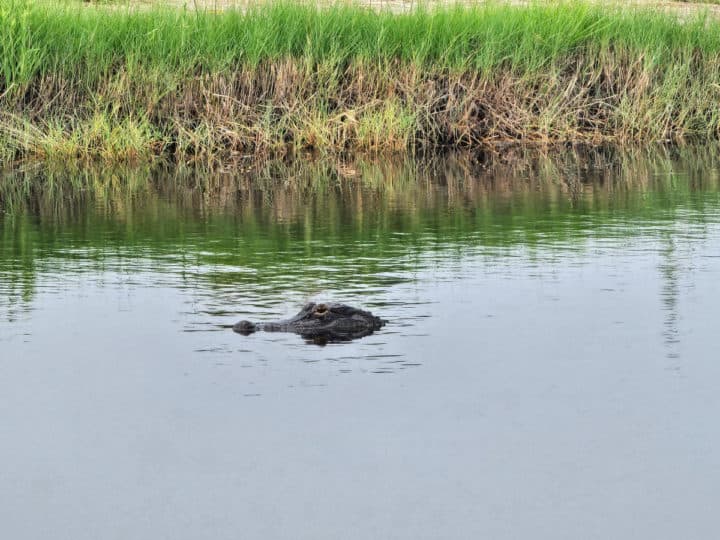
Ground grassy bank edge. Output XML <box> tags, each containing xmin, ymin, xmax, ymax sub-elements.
<box><xmin>2</xmin><ymin>0</ymin><xmax>720</xmax><ymax>164</ymax></box>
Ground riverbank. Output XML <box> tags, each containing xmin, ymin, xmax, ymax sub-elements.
<box><xmin>2</xmin><ymin>0</ymin><xmax>720</xmax><ymax>164</ymax></box>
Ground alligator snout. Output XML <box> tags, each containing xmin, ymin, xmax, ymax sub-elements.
<box><xmin>233</xmin><ymin>320</ymin><xmax>257</xmax><ymax>335</ymax></box>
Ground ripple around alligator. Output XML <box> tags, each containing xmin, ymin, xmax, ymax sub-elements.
<box><xmin>1</xmin><ymin>147</ymin><xmax>720</xmax><ymax>539</ymax></box>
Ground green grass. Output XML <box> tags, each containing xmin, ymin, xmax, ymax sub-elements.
<box><xmin>2</xmin><ymin>0</ymin><xmax>720</xmax><ymax>163</ymax></box>
<box><xmin>6</xmin><ymin>0</ymin><xmax>720</xmax><ymax>78</ymax></box>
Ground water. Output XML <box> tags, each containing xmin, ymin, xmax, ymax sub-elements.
<box><xmin>1</xmin><ymin>148</ymin><xmax>720</xmax><ymax>539</ymax></box>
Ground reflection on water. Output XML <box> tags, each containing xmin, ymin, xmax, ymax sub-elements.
<box><xmin>659</xmin><ymin>235</ymin><xmax>681</xmax><ymax>362</ymax></box>
<box><xmin>2</xmin><ymin>146</ymin><xmax>720</xmax><ymax>361</ymax></box>
<box><xmin>2</xmin><ymin>146</ymin><xmax>720</xmax><ymax>540</ymax></box>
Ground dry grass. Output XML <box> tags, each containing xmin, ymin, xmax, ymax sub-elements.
<box><xmin>92</xmin><ymin>0</ymin><xmax>720</xmax><ymax>17</ymax></box>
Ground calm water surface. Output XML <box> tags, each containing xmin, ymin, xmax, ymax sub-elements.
<box><xmin>1</xmin><ymin>149</ymin><xmax>720</xmax><ymax>539</ymax></box>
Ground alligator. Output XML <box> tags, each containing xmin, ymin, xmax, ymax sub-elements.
<box><xmin>233</xmin><ymin>302</ymin><xmax>386</xmax><ymax>344</ymax></box>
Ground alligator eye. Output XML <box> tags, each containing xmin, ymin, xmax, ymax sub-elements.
<box><xmin>314</xmin><ymin>304</ymin><xmax>328</xmax><ymax>316</ymax></box>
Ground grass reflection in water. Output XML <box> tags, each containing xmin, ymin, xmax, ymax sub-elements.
<box><xmin>1</xmin><ymin>145</ymin><xmax>720</xmax><ymax>319</ymax></box>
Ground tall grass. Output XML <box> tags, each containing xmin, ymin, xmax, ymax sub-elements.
<box><xmin>2</xmin><ymin>0</ymin><xmax>720</xmax><ymax>163</ymax></box>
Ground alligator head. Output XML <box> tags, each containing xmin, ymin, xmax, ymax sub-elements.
<box><xmin>233</xmin><ymin>302</ymin><xmax>386</xmax><ymax>344</ymax></box>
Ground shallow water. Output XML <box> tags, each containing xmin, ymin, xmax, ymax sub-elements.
<box><xmin>1</xmin><ymin>148</ymin><xmax>720</xmax><ymax>539</ymax></box>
